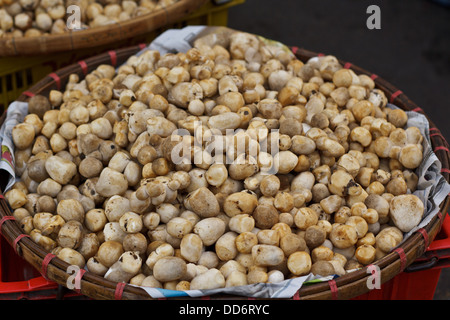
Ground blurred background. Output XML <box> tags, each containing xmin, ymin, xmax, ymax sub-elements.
<box><xmin>227</xmin><ymin>0</ymin><xmax>450</xmax><ymax>300</ymax></box>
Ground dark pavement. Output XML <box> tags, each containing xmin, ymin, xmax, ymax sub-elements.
<box><xmin>227</xmin><ymin>0</ymin><xmax>450</xmax><ymax>300</ymax></box>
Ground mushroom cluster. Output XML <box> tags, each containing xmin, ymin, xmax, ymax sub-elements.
<box><xmin>0</xmin><ymin>0</ymin><xmax>179</xmax><ymax>38</ymax></box>
<box><xmin>6</xmin><ymin>30</ymin><xmax>427</xmax><ymax>291</ymax></box>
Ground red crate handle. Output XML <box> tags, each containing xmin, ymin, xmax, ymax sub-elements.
<box><xmin>428</xmin><ymin>213</ymin><xmax>450</xmax><ymax>252</ymax></box>
<box><xmin>405</xmin><ymin>213</ymin><xmax>450</xmax><ymax>272</ymax></box>
<box><xmin>0</xmin><ymin>276</ymin><xmax>57</xmax><ymax>294</ymax></box>
<box><xmin>0</xmin><ymin>235</ymin><xmax>57</xmax><ymax>295</ymax></box>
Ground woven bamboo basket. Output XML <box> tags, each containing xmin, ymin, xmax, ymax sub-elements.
<box><xmin>0</xmin><ymin>0</ymin><xmax>208</xmax><ymax>57</ymax></box>
<box><xmin>0</xmin><ymin>43</ymin><xmax>449</xmax><ymax>300</ymax></box>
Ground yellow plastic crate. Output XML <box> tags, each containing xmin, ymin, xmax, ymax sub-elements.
<box><xmin>0</xmin><ymin>0</ymin><xmax>245</xmax><ymax>112</ymax></box>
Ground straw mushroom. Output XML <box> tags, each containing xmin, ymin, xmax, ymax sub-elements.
<box><xmin>14</xmin><ymin>12</ymin><xmax>32</xmax><ymax>31</ymax></box>
<box><xmin>95</xmin><ymin>167</ymin><xmax>128</xmax><ymax>197</ymax></box>
<box><xmin>85</xmin><ymin>251</ymin><xmax>109</xmax><ymax>273</ymax></box>
<box><xmin>4</xmin><ymin>188</ymin><xmax>27</xmax><ymax>209</ymax></box>
<box><xmin>104</xmin><ymin>251</ymin><xmax>143</xmax><ymax>283</ymax></box>
<box><xmin>398</xmin><ymin>144</ymin><xmax>423</xmax><ymax>169</ymax></box>
<box><xmin>305</xmin><ymin>225</ymin><xmax>326</xmax><ymax>250</ymax></box>
<box><xmin>96</xmin><ymin>240</ymin><xmax>124</xmax><ymax>268</ymax></box>
<box><xmin>223</xmin><ymin>191</ymin><xmax>258</xmax><ymax>217</ymax></box>
<box><xmin>36</xmin><ymin>13</ymin><xmax>53</xmax><ymax>31</ymax></box>
<box><xmin>44</xmin><ymin>155</ymin><xmax>78</xmax><ymax>185</ymax></box>
<box><xmin>12</xmin><ymin>123</ymin><xmax>35</xmax><ymax>150</ymax></box>
<box><xmin>375</xmin><ymin>226</ymin><xmax>403</xmax><ymax>254</ymax></box>
<box><xmin>329</xmin><ymin>224</ymin><xmax>358</xmax><ymax>249</ymax></box>
<box><xmin>389</xmin><ymin>194</ymin><xmax>425</xmax><ymax>232</ymax></box>
<box><xmin>185</xmin><ymin>187</ymin><xmax>220</xmax><ymax>218</ymax></box>
<box><xmin>354</xmin><ymin>244</ymin><xmax>376</xmax><ymax>265</ymax></box>
<box><xmin>57</xmin><ymin>248</ymin><xmax>86</xmax><ymax>269</ymax></box>
<box><xmin>311</xmin><ymin>260</ymin><xmax>335</xmax><ymax>277</ymax></box>
<box><xmin>215</xmin><ymin>231</ymin><xmax>238</xmax><ymax>261</ymax></box>
<box><xmin>57</xmin><ymin>199</ymin><xmax>85</xmax><ymax>223</ymax></box>
<box><xmin>193</xmin><ymin>217</ymin><xmax>226</xmax><ymax>246</ymax></box>
<box><xmin>190</xmin><ymin>268</ymin><xmax>225</xmax><ymax>290</ymax></box>
<box><xmin>287</xmin><ymin>251</ymin><xmax>312</xmax><ymax>276</ymax></box>
<box><xmin>253</xmin><ymin>204</ymin><xmax>279</xmax><ymax>229</ymax></box>
<box><xmin>152</xmin><ymin>256</ymin><xmax>187</xmax><ymax>282</ymax></box>
<box><xmin>57</xmin><ymin>220</ymin><xmax>83</xmax><ymax>249</ymax></box>
<box><xmin>119</xmin><ymin>211</ymin><xmax>143</xmax><ymax>234</ymax></box>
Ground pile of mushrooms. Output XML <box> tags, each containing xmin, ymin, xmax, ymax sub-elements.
<box><xmin>0</xmin><ymin>0</ymin><xmax>179</xmax><ymax>38</ymax></box>
<box><xmin>6</xmin><ymin>30</ymin><xmax>427</xmax><ymax>291</ymax></box>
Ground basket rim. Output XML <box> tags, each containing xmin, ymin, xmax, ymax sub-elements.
<box><xmin>0</xmin><ymin>0</ymin><xmax>208</xmax><ymax>57</ymax></box>
<box><xmin>0</xmin><ymin>42</ymin><xmax>449</xmax><ymax>300</ymax></box>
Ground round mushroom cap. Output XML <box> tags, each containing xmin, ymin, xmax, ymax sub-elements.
<box><xmin>311</xmin><ymin>260</ymin><xmax>335</xmax><ymax>276</ymax></box>
<box><xmin>28</xmin><ymin>95</ymin><xmax>51</xmax><ymax>119</ymax></box>
<box><xmin>389</xmin><ymin>194</ymin><xmax>424</xmax><ymax>232</ymax></box>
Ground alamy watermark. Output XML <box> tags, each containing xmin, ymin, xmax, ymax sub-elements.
<box><xmin>66</xmin><ymin>5</ymin><xmax>81</xmax><ymax>30</ymax></box>
<box><xmin>367</xmin><ymin>5</ymin><xmax>381</xmax><ymax>30</ymax></box>
<box><xmin>366</xmin><ymin>264</ymin><xmax>381</xmax><ymax>290</ymax></box>
<box><xmin>66</xmin><ymin>265</ymin><xmax>82</xmax><ymax>290</ymax></box>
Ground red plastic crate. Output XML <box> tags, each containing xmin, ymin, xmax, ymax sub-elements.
<box><xmin>0</xmin><ymin>234</ymin><xmax>85</xmax><ymax>300</ymax></box>
<box><xmin>354</xmin><ymin>213</ymin><xmax>450</xmax><ymax>300</ymax></box>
